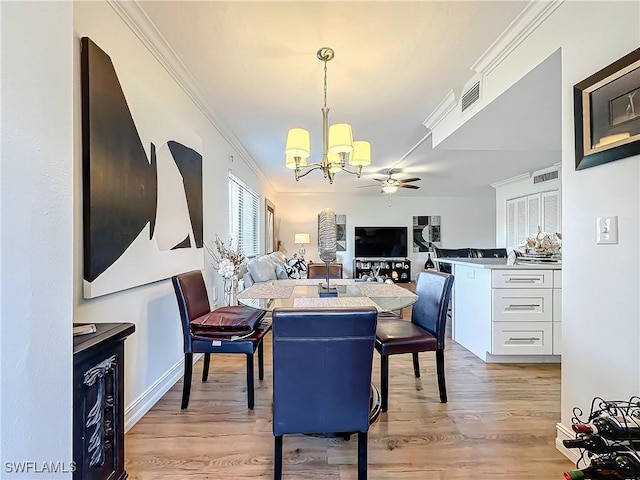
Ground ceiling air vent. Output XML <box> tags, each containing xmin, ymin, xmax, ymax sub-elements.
<box><xmin>533</xmin><ymin>169</ymin><xmax>559</xmax><ymax>184</ymax></box>
<box><xmin>461</xmin><ymin>81</ymin><xmax>480</xmax><ymax>112</ymax></box>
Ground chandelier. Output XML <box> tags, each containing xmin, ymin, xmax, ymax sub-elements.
<box><xmin>285</xmin><ymin>47</ymin><xmax>371</xmax><ymax>184</ymax></box>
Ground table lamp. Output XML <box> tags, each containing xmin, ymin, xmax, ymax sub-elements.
<box><xmin>294</xmin><ymin>233</ymin><xmax>310</xmax><ymax>259</ymax></box>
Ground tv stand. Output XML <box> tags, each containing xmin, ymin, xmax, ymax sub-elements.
<box><xmin>353</xmin><ymin>258</ymin><xmax>411</xmax><ymax>283</ymax></box>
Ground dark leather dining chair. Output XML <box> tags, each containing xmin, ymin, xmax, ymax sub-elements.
<box><xmin>375</xmin><ymin>270</ymin><xmax>454</xmax><ymax>411</ymax></box>
<box><xmin>272</xmin><ymin>307</ymin><xmax>378</xmax><ymax>480</ymax></box>
<box><xmin>172</xmin><ymin>270</ymin><xmax>271</xmax><ymax>410</ymax></box>
<box><xmin>306</xmin><ymin>262</ymin><xmax>343</xmax><ymax>279</ymax></box>
<box><xmin>470</xmin><ymin>248</ymin><xmax>508</xmax><ymax>258</ymax></box>
<box><xmin>433</xmin><ymin>247</ymin><xmax>470</xmax><ymax>274</ymax></box>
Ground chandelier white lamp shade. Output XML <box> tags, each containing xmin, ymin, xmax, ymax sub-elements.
<box><xmin>285</xmin><ymin>47</ymin><xmax>371</xmax><ymax>184</ymax></box>
<box><xmin>294</xmin><ymin>232</ymin><xmax>310</xmax><ymax>258</ymax></box>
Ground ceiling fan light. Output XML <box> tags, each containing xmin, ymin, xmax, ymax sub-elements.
<box><xmin>286</xmin><ymin>128</ymin><xmax>311</xmax><ymax>158</ymax></box>
<box><xmin>382</xmin><ymin>184</ymin><xmax>398</xmax><ymax>193</ymax></box>
<box><xmin>349</xmin><ymin>140</ymin><xmax>371</xmax><ymax>166</ymax></box>
<box><xmin>328</xmin><ymin>123</ymin><xmax>353</xmax><ymax>154</ymax></box>
<box><xmin>286</xmin><ymin>155</ymin><xmax>308</xmax><ymax>170</ymax></box>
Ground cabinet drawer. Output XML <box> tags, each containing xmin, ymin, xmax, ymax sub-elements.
<box><xmin>491</xmin><ymin>270</ymin><xmax>553</xmax><ymax>288</ymax></box>
<box><xmin>492</xmin><ymin>321</ymin><xmax>553</xmax><ymax>355</ymax></box>
<box><xmin>492</xmin><ymin>289</ymin><xmax>553</xmax><ymax>321</ymax></box>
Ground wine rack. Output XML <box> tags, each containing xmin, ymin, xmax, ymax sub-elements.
<box><xmin>563</xmin><ymin>396</ymin><xmax>640</xmax><ymax>479</ymax></box>
<box><xmin>353</xmin><ymin>258</ymin><xmax>411</xmax><ymax>283</ymax></box>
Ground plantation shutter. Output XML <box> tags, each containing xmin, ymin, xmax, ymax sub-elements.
<box><xmin>229</xmin><ymin>174</ymin><xmax>260</xmax><ymax>257</ymax></box>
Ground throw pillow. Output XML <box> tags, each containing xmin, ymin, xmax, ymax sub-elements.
<box><xmin>247</xmin><ymin>256</ymin><xmax>278</xmax><ymax>283</ymax></box>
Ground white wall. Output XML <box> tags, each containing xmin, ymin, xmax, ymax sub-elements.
<box><xmin>73</xmin><ymin>2</ymin><xmax>275</xmax><ymax>427</ymax></box>
<box><xmin>432</xmin><ymin>0</ymin><xmax>640</xmax><ymax>453</ymax></box>
<box><xmin>275</xmin><ymin>192</ymin><xmax>496</xmax><ymax>278</ymax></box>
<box><xmin>493</xmin><ymin>166</ymin><xmax>561</xmax><ymax>247</ymax></box>
<box><xmin>1</xmin><ymin>1</ymin><xmax>74</xmax><ymax>475</ymax></box>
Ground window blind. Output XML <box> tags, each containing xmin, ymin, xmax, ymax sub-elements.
<box><xmin>229</xmin><ymin>174</ymin><xmax>260</xmax><ymax>258</ymax></box>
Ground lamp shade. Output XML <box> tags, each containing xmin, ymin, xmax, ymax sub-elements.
<box><xmin>294</xmin><ymin>233</ymin><xmax>310</xmax><ymax>244</ymax></box>
<box><xmin>285</xmin><ymin>155</ymin><xmax>308</xmax><ymax>170</ymax></box>
<box><xmin>349</xmin><ymin>140</ymin><xmax>371</xmax><ymax>166</ymax></box>
<box><xmin>381</xmin><ymin>184</ymin><xmax>398</xmax><ymax>193</ymax></box>
<box><xmin>327</xmin><ymin>152</ymin><xmax>342</xmax><ymax>173</ymax></box>
<box><xmin>286</xmin><ymin>128</ymin><xmax>311</xmax><ymax>158</ymax></box>
<box><xmin>328</xmin><ymin>123</ymin><xmax>353</xmax><ymax>154</ymax></box>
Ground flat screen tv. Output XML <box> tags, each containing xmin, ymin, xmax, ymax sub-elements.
<box><xmin>354</xmin><ymin>226</ymin><xmax>408</xmax><ymax>258</ymax></box>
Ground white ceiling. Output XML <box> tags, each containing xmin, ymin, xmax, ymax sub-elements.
<box><xmin>139</xmin><ymin>1</ymin><xmax>561</xmax><ymax>196</ymax></box>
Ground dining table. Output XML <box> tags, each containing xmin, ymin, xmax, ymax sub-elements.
<box><xmin>237</xmin><ymin>277</ymin><xmax>419</xmax><ymax>428</ymax></box>
<box><xmin>237</xmin><ymin>278</ymin><xmax>418</xmax><ymax>313</ymax></box>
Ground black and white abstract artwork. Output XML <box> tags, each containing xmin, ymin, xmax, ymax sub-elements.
<box><xmin>413</xmin><ymin>216</ymin><xmax>441</xmax><ymax>252</ymax></box>
<box><xmin>336</xmin><ymin>214</ymin><xmax>347</xmax><ymax>251</ymax></box>
<box><xmin>81</xmin><ymin>37</ymin><xmax>203</xmax><ymax>298</ymax></box>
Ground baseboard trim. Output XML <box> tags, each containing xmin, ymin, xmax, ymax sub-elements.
<box><xmin>556</xmin><ymin>422</ymin><xmax>581</xmax><ymax>464</ymax></box>
<box><xmin>124</xmin><ymin>353</ymin><xmax>202</xmax><ymax>432</ymax></box>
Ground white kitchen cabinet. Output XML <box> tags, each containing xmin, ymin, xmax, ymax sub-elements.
<box><xmin>443</xmin><ymin>258</ymin><xmax>561</xmax><ymax>363</ymax></box>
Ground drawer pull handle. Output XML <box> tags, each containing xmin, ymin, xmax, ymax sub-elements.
<box><xmin>507</xmin><ymin>304</ymin><xmax>540</xmax><ymax>309</ymax></box>
<box><xmin>508</xmin><ymin>337</ymin><xmax>540</xmax><ymax>342</ymax></box>
<box><xmin>506</xmin><ymin>278</ymin><xmax>539</xmax><ymax>282</ymax></box>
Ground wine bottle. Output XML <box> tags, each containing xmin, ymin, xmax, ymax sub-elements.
<box><xmin>563</xmin><ymin>432</ymin><xmax>640</xmax><ymax>453</ymax></box>
<box><xmin>564</xmin><ymin>452</ymin><xmax>640</xmax><ymax>480</ymax></box>
<box><xmin>592</xmin><ymin>415</ymin><xmax>640</xmax><ymax>440</ymax></box>
<box><xmin>563</xmin><ymin>434</ymin><xmax>612</xmax><ymax>454</ymax></box>
<box><xmin>564</xmin><ymin>455</ymin><xmax>623</xmax><ymax>480</ymax></box>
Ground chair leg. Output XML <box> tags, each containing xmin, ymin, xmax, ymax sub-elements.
<box><xmin>181</xmin><ymin>353</ymin><xmax>193</xmax><ymax>410</ymax></box>
<box><xmin>436</xmin><ymin>349</ymin><xmax>447</xmax><ymax>403</ymax></box>
<box><xmin>274</xmin><ymin>435</ymin><xmax>283</xmax><ymax>480</ymax></box>
<box><xmin>358</xmin><ymin>432</ymin><xmax>368</xmax><ymax>480</ymax></box>
<box><xmin>258</xmin><ymin>339</ymin><xmax>265</xmax><ymax>381</ymax></box>
<box><xmin>381</xmin><ymin>355</ymin><xmax>389</xmax><ymax>412</ymax></box>
<box><xmin>412</xmin><ymin>352</ymin><xmax>420</xmax><ymax>378</ymax></box>
<box><xmin>201</xmin><ymin>353</ymin><xmax>211</xmax><ymax>382</ymax></box>
<box><xmin>246</xmin><ymin>353</ymin><xmax>255</xmax><ymax>409</ymax></box>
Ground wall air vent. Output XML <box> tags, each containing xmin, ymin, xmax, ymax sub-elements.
<box><xmin>461</xmin><ymin>81</ymin><xmax>480</xmax><ymax>112</ymax></box>
<box><xmin>533</xmin><ymin>169</ymin><xmax>559</xmax><ymax>184</ymax></box>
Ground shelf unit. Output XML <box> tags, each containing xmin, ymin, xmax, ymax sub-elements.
<box><xmin>353</xmin><ymin>258</ymin><xmax>411</xmax><ymax>283</ymax></box>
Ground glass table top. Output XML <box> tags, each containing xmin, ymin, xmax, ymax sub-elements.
<box><xmin>237</xmin><ymin>279</ymin><xmax>418</xmax><ymax>312</ymax></box>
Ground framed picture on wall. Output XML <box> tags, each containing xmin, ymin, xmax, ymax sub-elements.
<box><xmin>574</xmin><ymin>47</ymin><xmax>640</xmax><ymax>170</ymax></box>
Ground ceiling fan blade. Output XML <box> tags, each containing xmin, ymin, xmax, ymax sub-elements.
<box><xmin>399</xmin><ymin>184</ymin><xmax>421</xmax><ymax>189</ymax></box>
<box><xmin>399</xmin><ymin>177</ymin><xmax>421</xmax><ymax>183</ymax></box>
<box><xmin>355</xmin><ymin>184</ymin><xmax>381</xmax><ymax>188</ymax></box>
<box><xmin>371</xmin><ymin>177</ymin><xmax>387</xmax><ymax>182</ymax></box>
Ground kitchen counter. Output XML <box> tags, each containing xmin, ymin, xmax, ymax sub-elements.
<box><xmin>436</xmin><ymin>258</ymin><xmax>561</xmax><ymax>363</ymax></box>
<box><xmin>436</xmin><ymin>257</ymin><xmax>561</xmax><ymax>269</ymax></box>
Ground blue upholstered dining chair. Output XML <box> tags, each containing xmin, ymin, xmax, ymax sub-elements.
<box><xmin>271</xmin><ymin>307</ymin><xmax>378</xmax><ymax>480</ymax></box>
<box><xmin>375</xmin><ymin>270</ymin><xmax>454</xmax><ymax>411</ymax></box>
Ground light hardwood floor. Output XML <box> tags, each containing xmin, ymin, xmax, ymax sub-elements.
<box><xmin>125</xmin><ymin>307</ymin><xmax>574</xmax><ymax>479</ymax></box>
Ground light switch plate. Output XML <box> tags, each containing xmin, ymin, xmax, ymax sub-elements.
<box><xmin>597</xmin><ymin>216</ymin><xmax>618</xmax><ymax>244</ymax></box>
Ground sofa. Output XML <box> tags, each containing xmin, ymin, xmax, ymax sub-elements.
<box><xmin>242</xmin><ymin>251</ymin><xmax>292</xmax><ymax>287</ymax></box>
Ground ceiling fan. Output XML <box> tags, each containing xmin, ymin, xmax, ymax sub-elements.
<box><xmin>358</xmin><ymin>168</ymin><xmax>421</xmax><ymax>194</ymax></box>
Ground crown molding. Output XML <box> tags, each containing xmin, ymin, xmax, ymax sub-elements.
<box><xmin>107</xmin><ymin>0</ymin><xmax>271</xmax><ymax>188</ymax></box>
<box><xmin>490</xmin><ymin>172</ymin><xmax>531</xmax><ymax>189</ymax></box>
<box><xmin>422</xmin><ymin>90</ymin><xmax>457</xmax><ymax>131</ymax></box>
<box><xmin>471</xmin><ymin>0</ymin><xmax>564</xmax><ymax>76</ymax></box>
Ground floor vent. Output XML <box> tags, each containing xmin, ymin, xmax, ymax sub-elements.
<box><xmin>461</xmin><ymin>81</ymin><xmax>480</xmax><ymax>112</ymax></box>
<box><xmin>533</xmin><ymin>169</ymin><xmax>559</xmax><ymax>184</ymax></box>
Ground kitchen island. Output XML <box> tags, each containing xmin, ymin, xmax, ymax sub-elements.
<box><xmin>436</xmin><ymin>258</ymin><xmax>561</xmax><ymax>363</ymax></box>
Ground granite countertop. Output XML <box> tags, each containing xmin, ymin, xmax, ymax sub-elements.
<box><xmin>435</xmin><ymin>257</ymin><xmax>561</xmax><ymax>270</ymax></box>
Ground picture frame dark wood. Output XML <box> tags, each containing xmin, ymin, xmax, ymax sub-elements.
<box><xmin>574</xmin><ymin>47</ymin><xmax>640</xmax><ymax>170</ymax></box>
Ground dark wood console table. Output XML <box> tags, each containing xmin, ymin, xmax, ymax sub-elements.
<box><xmin>73</xmin><ymin>322</ymin><xmax>135</xmax><ymax>480</ymax></box>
